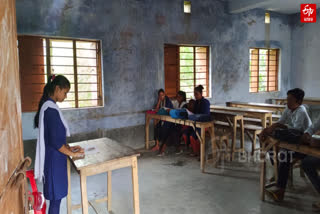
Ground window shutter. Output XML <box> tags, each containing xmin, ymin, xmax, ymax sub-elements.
<box><xmin>164</xmin><ymin>44</ymin><xmax>179</xmax><ymax>98</ymax></box>
<box><xmin>268</xmin><ymin>49</ymin><xmax>279</xmax><ymax>91</ymax></box>
<box><xmin>249</xmin><ymin>48</ymin><xmax>259</xmax><ymax>93</ymax></box>
<box><xmin>18</xmin><ymin>36</ymin><xmax>46</xmax><ymax>112</ymax></box>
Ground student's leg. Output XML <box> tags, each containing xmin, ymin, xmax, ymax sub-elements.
<box><xmin>182</xmin><ymin>127</ymin><xmax>192</xmax><ymax>146</ymax></box>
<box><xmin>302</xmin><ymin>156</ymin><xmax>320</xmax><ymax>194</ymax></box>
<box><xmin>190</xmin><ymin>129</ymin><xmax>201</xmax><ymax>156</ymax></box>
<box><xmin>152</xmin><ymin>123</ymin><xmax>162</xmax><ymax>151</ymax></box>
<box><xmin>49</xmin><ymin>199</ymin><xmax>62</xmax><ymax>214</ymax></box>
<box><xmin>267</xmin><ymin>149</ymin><xmax>305</xmax><ymax>201</ymax></box>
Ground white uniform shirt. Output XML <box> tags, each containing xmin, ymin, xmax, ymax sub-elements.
<box><xmin>172</xmin><ymin>100</ymin><xmax>187</xmax><ymax>109</ymax></box>
<box><xmin>278</xmin><ymin>105</ymin><xmax>312</xmax><ymax>132</ymax></box>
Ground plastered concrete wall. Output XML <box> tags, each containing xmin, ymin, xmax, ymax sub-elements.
<box><xmin>16</xmin><ymin>0</ymin><xmax>292</xmax><ymax>140</ymax></box>
<box><xmin>291</xmin><ymin>11</ymin><xmax>320</xmax><ymax>121</ymax></box>
<box><xmin>291</xmin><ymin>11</ymin><xmax>320</xmax><ymax>97</ymax></box>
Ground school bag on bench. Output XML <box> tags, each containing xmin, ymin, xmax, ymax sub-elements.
<box><xmin>169</xmin><ymin>109</ymin><xmax>188</xmax><ymax>119</ymax></box>
<box><xmin>26</xmin><ymin>170</ymin><xmax>47</xmax><ymax>214</ymax></box>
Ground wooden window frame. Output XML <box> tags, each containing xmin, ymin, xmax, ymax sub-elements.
<box><xmin>178</xmin><ymin>45</ymin><xmax>210</xmax><ymax>98</ymax></box>
<box><xmin>18</xmin><ymin>35</ymin><xmax>103</xmax><ymax>112</ymax></box>
<box><xmin>249</xmin><ymin>48</ymin><xmax>279</xmax><ymax>93</ymax></box>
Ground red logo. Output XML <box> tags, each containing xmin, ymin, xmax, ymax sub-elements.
<box><xmin>301</xmin><ymin>4</ymin><xmax>317</xmax><ymax>23</ymax></box>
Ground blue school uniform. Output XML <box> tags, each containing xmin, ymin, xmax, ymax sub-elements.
<box><xmin>154</xmin><ymin>96</ymin><xmax>174</xmax><ymax>142</ymax></box>
<box><xmin>185</xmin><ymin>97</ymin><xmax>211</xmax><ymax>139</ymax></box>
<box><xmin>194</xmin><ymin>97</ymin><xmax>210</xmax><ymax>115</ymax></box>
<box><xmin>43</xmin><ymin>98</ymin><xmax>68</xmax><ymax>201</ymax></box>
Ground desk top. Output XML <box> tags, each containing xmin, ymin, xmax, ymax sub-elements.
<box><xmin>69</xmin><ymin>138</ymin><xmax>140</xmax><ymax>170</ymax></box>
<box><xmin>227</xmin><ymin>101</ymin><xmax>286</xmax><ymax>109</ymax></box>
<box><xmin>211</xmin><ymin>109</ymin><xmax>244</xmax><ymax>116</ymax></box>
<box><xmin>146</xmin><ymin>113</ymin><xmax>213</xmax><ymax>128</ymax></box>
<box><xmin>210</xmin><ymin>105</ymin><xmax>273</xmax><ymax>114</ymax></box>
<box><xmin>272</xmin><ymin>97</ymin><xmax>320</xmax><ymax>104</ymax></box>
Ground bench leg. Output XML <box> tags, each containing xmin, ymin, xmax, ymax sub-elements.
<box><xmin>67</xmin><ymin>159</ymin><xmax>72</xmax><ymax>214</ymax></box>
<box><xmin>231</xmin><ymin>118</ymin><xmax>237</xmax><ymax>161</ymax></box>
<box><xmin>80</xmin><ymin>173</ymin><xmax>88</xmax><ymax>214</ymax></box>
<box><xmin>132</xmin><ymin>157</ymin><xmax>140</xmax><ymax>214</ymax></box>
<box><xmin>107</xmin><ymin>171</ymin><xmax>112</xmax><ymax>211</ymax></box>
<box><xmin>251</xmin><ymin>131</ymin><xmax>257</xmax><ymax>156</ymax></box>
<box><xmin>260</xmin><ymin>143</ymin><xmax>266</xmax><ymax>201</ymax></box>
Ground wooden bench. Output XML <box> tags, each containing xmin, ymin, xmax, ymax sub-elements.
<box><xmin>211</xmin><ymin>110</ymin><xmax>244</xmax><ymax>157</ymax></box>
<box><xmin>260</xmin><ymin>137</ymin><xmax>320</xmax><ymax>201</ymax></box>
<box><xmin>272</xmin><ymin>97</ymin><xmax>320</xmax><ymax>105</ymax></box>
<box><xmin>145</xmin><ymin>113</ymin><xmax>217</xmax><ymax>172</ymax></box>
<box><xmin>244</xmin><ymin>114</ymin><xmax>280</xmax><ymax>125</ymax></box>
<box><xmin>214</xmin><ymin>121</ymin><xmax>263</xmax><ymax>157</ymax></box>
<box><xmin>227</xmin><ymin>101</ymin><xmax>286</xmax><ymax>114</ymax></box>
<box><xmin>210</xmin><ymin>105</ymin><xmax>273</xmax><ymax>128</ymax></box>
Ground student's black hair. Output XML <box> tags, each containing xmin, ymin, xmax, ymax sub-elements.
<box><xmin>158</xmin><ymin>88</ymin><xmax>165</xmax><ymax>95</ymax></box>
<box><xmin>34</xmin><ymin>75</ymin><xmax>70</xmax><ymax>128</ymax></box>
<box><xmin>177</xmin><ymin>91</ymin><xmax>187</xmax><ymax>102</ymax></box>
<box><xmin>195</xmin><ymin>85</ymin><xmax>204</xmax><ymax>94</ymax></box>
<box><xmin>287</xmin><ymin>88</ymin><xmax>305</xmax><ymax>104</ymax></box>
<box><xmin>189</xmin><ymin>99</ymin><xmax>196</xmax><ymax>104</ymax></box>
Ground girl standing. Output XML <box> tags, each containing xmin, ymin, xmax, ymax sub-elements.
<box><xmin>34</xmin><ymin>75</ymin><xmax>84</xmax><ymax>214</ymax></box>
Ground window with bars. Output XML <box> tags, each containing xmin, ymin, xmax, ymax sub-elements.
<box><xmin>249</xmin><ymin>48</ymin><xmax>279</xmax><ymax>93</ymax></box>
<box><xmin>179</xmin><ymin>46</ymin><xmax>209</xmax><ymax>99</ymax></box>
<box><xmin>18</xmin><ymin>35</ymin><xmax>103</xmax><ymax>112</ymax></box>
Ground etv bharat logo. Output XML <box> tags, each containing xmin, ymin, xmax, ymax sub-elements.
<box><xmin>301</xmin><ymin>4</ymin><xmax>317</xmax><ymax>23</ymax></box>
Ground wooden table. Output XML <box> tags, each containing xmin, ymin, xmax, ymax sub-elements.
<box><xmin>259</xmin><ymin>137</ymin><xmax>320</xmax><ymax>201</ymax></box>
<box><xmin>211</xmin><ymin>110</ymin><xmax>245</xmax><ymax>158</ymax></box>
<box><xmin>67</xmin><ymin>138</ymin><xmax>140</xmax><ymax>214</ymax></box>
<box><xmin>226</xmin><ymin>101</ymin><xmax>286</xmax><ymax>114</ymax></box>
<box><xmin>145</xmin><ymin>113</ymin><xmax>216</xmax><ymax>172</ymax></box>
<box><xmin>210</xmin><ymin>105</ymin><xmax>273</xmax><ymax>128</ymax></box>
<box><xmin>272</xmin><ymin>97</ymin><xmax>320</xmax><ymax>105</ymax></box>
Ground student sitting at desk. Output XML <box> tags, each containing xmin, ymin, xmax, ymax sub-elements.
<box><xmin>182</xmin><ymin>85</ymin><xmax>210</xmax><ymax>156</ymax></box>
<box><xmin>171</xmin><ymin>91</ymin><xmax>187</xmax><ymax>109</ymax></box>
<box><xmin>301</xmin><ymin>120</ymin><xmax>320</xmax><ymax>210</ymax></box>
<box><xmin>153</xmin><ymin>89</ymin><xmax>173</xmax><ymax>151</ymax></box>
<box><xmin>260</xmin><ymin>88</ymin><xmax>312</xmax><ymax>202</ymax></box>
<box><xmin>158</xmin><ymin>99</ymin><xmax>196</xmax><ymax>156</ymax></box>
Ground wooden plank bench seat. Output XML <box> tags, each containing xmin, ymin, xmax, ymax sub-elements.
<box><xmin>214</xmin><ymin>120</ymin><xmax>263</xmax><ymax>155</ymax></box>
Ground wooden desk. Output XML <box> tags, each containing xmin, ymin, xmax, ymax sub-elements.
<box><xmin>226</xmin><ymin>101</ymin><xmax>286</xmax><ymax>114</ymax></box>
<box><xmin>272</xmin><ymin>97</ymin><xmax>320</xmax><ymax>105</ymax></box>
<box><xmin>145</xmin><ymin>113</ymin><xmax>216</xmax><ymax>172</ymax></box>
<box><xmin>67</xmin><ymin>138</ymin><xmax>140</xmax><ymax>214</ymax></box>
<box><xmin>210</xmin><ymin>105</ymin><xmax>273</xmax><ymax>128</ymax></box>
<box><xmin>259</xmin><ymin>137</ymin><xmax>320</xmax><ymax>201</ymax></box>
<box><xmin>211</xmin><ymin>110</ymin><xmax>245</xmax><ymax>159</ymax></box>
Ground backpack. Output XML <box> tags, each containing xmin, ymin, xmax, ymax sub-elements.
<box><xmin>157</xmin><ymin>108</ymin><xmax>169</xmax><ymax>116</ymax></box>
<box><xmin>169</xmin><ymin>109</ymin><xmax>188</xmax><ymax>119</ymax></box>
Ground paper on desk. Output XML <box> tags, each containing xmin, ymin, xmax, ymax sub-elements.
<box><xmin>82</xmin><ymin>145</ymin><xmax>98</xmax><ymax>155</ymax></box>
<box><xmin>186</xmin><ymin>109</ymin><xmax>194</xmax><ymax>116</ymax></box>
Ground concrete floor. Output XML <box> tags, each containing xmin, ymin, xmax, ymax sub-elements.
<box><xmin>35</xmin><ymin>146</ymin><xmax>319</xmax><ymax>214</ymax></box>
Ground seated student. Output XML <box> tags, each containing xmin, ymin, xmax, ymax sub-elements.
<box><xmin>158</xmin><ymin>99</ymin><xmax>196</xmax><ymax>156</ymax></box>
<box><xmin>182</xmin><ymin>85</ymin><xmax>210</xmax><ymax>156</ymax></box>
<box><xmin>300</xmin><ymin>120</ymin><xmax>320</xmax><ymax>211</ymax></box>
<box><xmin>261</xmin><ymin>88</ymin><xmax>312</xmax><ymax>202</ymax></box>
<box><xmin>172</xmin><ymin>91</ymin><xmax>187</xmax><ymax>109</ymax></box>
<box><xmin>153</xmin><ymin>89</ymin><xmax>173</xmax><ymax>151</ymax></box>
<box><xmin>260</xmin><ymin>88</ymin><xmax>312</xmax><ymax>141</ymax></box>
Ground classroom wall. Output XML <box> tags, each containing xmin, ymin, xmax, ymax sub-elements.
<box><xmin>16</xmin><ymin>0</ymin><xmax>292</xmax><ymax>140</ymax></box>
<box><xmin>291</xmin><ymin>11</ymin><xmax>320</xmax><ymax>97</ymax></box>
<box><xmin>290</xmin><ymin>11</ymin><xmax>320</xmax><ymax>121</ymax></box>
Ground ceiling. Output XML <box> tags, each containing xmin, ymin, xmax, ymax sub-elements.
<box><xmin>228</xmin><ymin>0</ymin><xmax>320</xmax><ymax>14</ymax></box>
